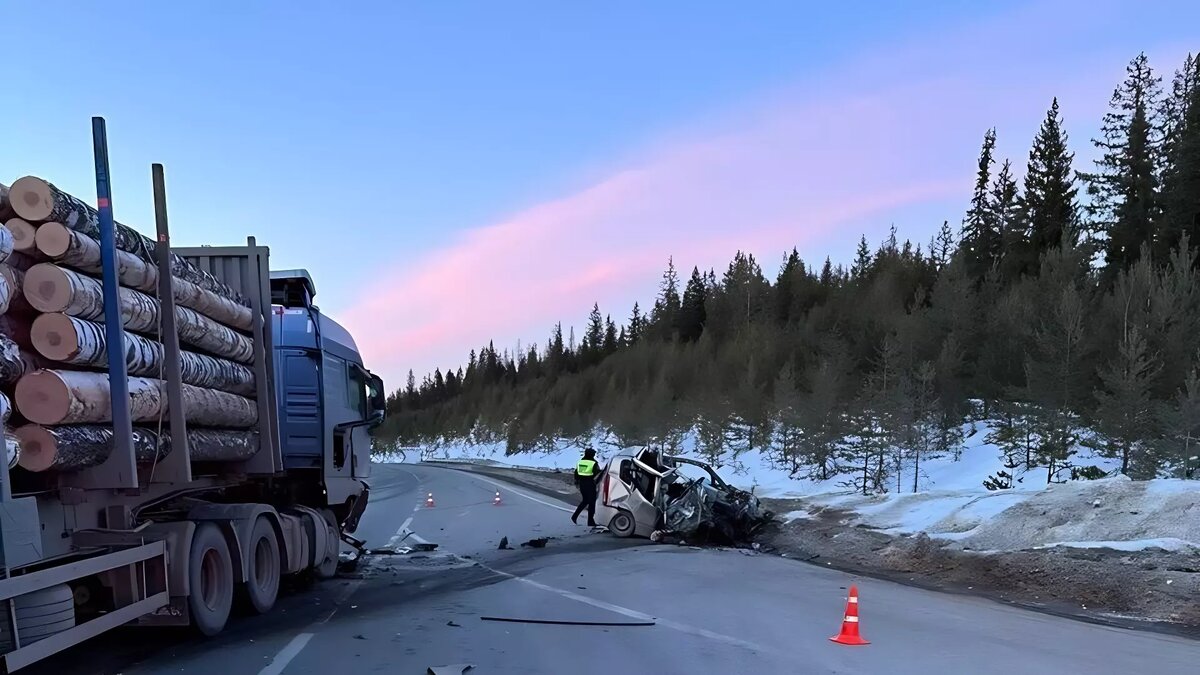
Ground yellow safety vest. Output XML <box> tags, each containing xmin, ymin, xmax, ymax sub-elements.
<box><xmin>576</xmin><ymin>459</ymin><xmax>598</xmax><ymax>476</ymax></box>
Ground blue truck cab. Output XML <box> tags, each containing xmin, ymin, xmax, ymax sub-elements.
<box><xmin>270</xmin><ymin>269</ymin><xmax>383</xmax><ymax>521</ymax></box>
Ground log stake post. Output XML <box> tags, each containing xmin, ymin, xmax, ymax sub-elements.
<box><xmin>150</xmin><ymin>164</ymin><xmax>190</xmax><ymax>484</ymax></box>
<box><xmin>75</xmin><ymin>117</ymin><xmax>137</xmax><ymax>490</ymax></box>
<box><xmin>240</xmin><ymin>238</ymin><xmax>279</xmax><ymax>475</ymax></box>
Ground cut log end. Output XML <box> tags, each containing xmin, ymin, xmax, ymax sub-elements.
<box><xmin>9</xmin><ymin>177</ymin><xmax>54</xmax><ymax>223</ymax></box>
<box><xmin>22</xmin><ymin>263</ymin><xmax>72</xmax><ymax>314</ymax></box>
<box><xmin>14</xmin><ymin>424</ymin><xmax>56</xmax><ymax>472</ymax></box>
<box><xmin>4</xmin><ymin>218</ymin><xmax>38</xmax><ymax>253</ymax></box>
<box><xmin>34</xmin><ymin>221</ymin><xmax>71</xmax><ymax>258</ymax></box>
<box><xmin>30</xmin><ymin>313</ymin><xmax>81</xmax><ymax>362</ymax></box>
<box><xmin>14</xmin><ymin>370</ymin><xmax>72</xmax><ymax>426</ymax></box>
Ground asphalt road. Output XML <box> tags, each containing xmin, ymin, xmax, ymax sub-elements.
<box><xmin>28</xmin><ymin>463</ymin><xmax>1200</xmax><ymax>675</ymax></box>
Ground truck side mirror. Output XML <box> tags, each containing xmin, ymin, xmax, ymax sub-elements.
<box><xmin>367</xmin><ymin>373</ymin><xmax>386</xmax><ymax>413</ymax></box>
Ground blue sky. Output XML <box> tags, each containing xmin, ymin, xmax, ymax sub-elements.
<box><xmin>3</xmin><ymin>1</ymin><xmax>1199</xmax><ymax>387</ymax></box>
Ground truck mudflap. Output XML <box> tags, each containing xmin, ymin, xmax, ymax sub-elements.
<box><xmin>342</xmin><ymin>481</ymin><xmax>370</xmax><ymax>534</ymax></box>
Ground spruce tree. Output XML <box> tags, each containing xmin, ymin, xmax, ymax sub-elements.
<box><xmin>1083</xmin><ymin>53</ymin><xmax>1163</xmax><ymax>277</ymax></box>
<box><xmin>1020</xmin><ymin>98</ymin><xmax>1079</xmax><ymax>275</ymax></box>
<box><xmin>1158</xmin><ymin>54</ymin><xmax>1200</xmax><ymax>260</ymax></box>
<box><xmin>603</xmin><ymin>316</ymin><xmax>618</xmax><ymax>356</ymax></box>
<box><xmin>962</xmin><ymin>129</ymin><xmax>999</xmax><ymax>278</ymax></box>
<box><xmin>989</xmin><ymin>159</ymin><xmax>1023</xmax><ymax>280</ymax></box>
<box><xmin>627</xmin><ymin>302</ymin><xmax>643</xmax><ymax>345</ymax></box>
<box><xmin>851</xmin><ymin>235</ymin><xmax>872</xmax><ymax>278</ymax></box>
<box><xmin>1093</xmin><ymin>326</ymin><xmax>1162</xmax><ymax>477</ymax></box>
<box><xmin>584</xmin><ymin>303</ymin><xmax>604</xmax><ymax>364</ymax></box>
<box><xmin>650</xmin><ymin>258</ymin><xmax>681</xmax><ymax>341</ymax></box>
<box><xmin>678</xmin><ymin>267</ymin><xmax>708</xmax><ymax>342</ymax></box>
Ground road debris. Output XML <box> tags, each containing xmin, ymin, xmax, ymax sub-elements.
<box><xmin>447</xmin><ymin>620</ymin><xmax>462</xmax><ymax>627</ymax></box>
<box><xmin>522</xmin><ymin>537</ymin><xmax>550</xmax><ymax>548</ymax></box>
<box><xmin>353</xmin><ymin>634</ymin><xmax>368</xmax><ymax>640</ymax></box>
<box><xmin>480</xmin><ymin>616</ymin><xmax>655</xmax><ymax>627</ymax></box>
<box><xmin>498</xmin><ymin>536</ymin><xmax>511</xmax><ymax>550</ymax></box>
<box><xmin>427</xmin><ymin>665</ymin><xmax>474</xmax><ymax>675</ymax></box>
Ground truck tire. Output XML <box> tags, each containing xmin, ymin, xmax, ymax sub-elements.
<box><xmin>242</xmin><ymin>516</ymin><xmax>281</xmax><ymax>614</ymax></box>
<box><xmin>0</xmin><ymin>584</ymin><xmax>75</xmax><ymax>653</ymax></box>
<box><xmin>608</xmin><ymin>510</ymin><xmax>636</xmax><ymax>538</ymax></box>
<box><xmin>188</xmin><ymin>522</ymin><xmax>234</xmax><ymax>636</ymax></box>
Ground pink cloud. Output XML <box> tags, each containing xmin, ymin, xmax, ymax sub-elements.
<box><xmin>342</xmin><ymin>2</ymin><xmax>1188</xmax><ymax>384</ymax></box>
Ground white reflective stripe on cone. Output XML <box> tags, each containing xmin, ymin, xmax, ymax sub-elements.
<box><xmin>843</xmin><ymin>616</ymin><xmax>859</xmax><ymax>622</ymax></box>
<box><xmin>848</xmin><ymin>597</ymin><xmax>859</xmax><ymax>603</ymax></box>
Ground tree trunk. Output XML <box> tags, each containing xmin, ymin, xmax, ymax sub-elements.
<box><xmin>31</xmin><ymin>313</ymin><xmax>256</xmax><ymax>396</ymax></box>
<box><xmin>15</xmin><ymin>370</ymin><xmax>258</xmax><ymax>427</ymax></box>
<box><xmin>35</xmin><ymin>222</ymin><xmax>254</xmax><ymax>332</ymax></box>
<box><xmin>23</xmin><ymin>263</ymin><xmax>254</xmax><ymax>363</ymax></box>
<box><xmin>14</xmin><ymin>424</ymin><xmax>258</xmax><ymax>472</ymax></box>
<box><xmin>3</xmin><ymin>218</ymin><xmax>39</xmax><ymax>257</ymax></box>
<box><xmin>8</xmin><ymin>177</ymin><xmax>249</xmax><ymax>307</ymax></box>
<box><xmin>0</xmin><ymin>223</ymin><xmax>13</xmax><ymax>265</ymax></box>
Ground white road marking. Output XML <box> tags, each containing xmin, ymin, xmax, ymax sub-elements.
<box><xmin>479</xmin><ymin>563</ymin><xmax>780</xmax><ymax>656</ymax></box>
<box><xmin>464</xmin><ymin>474</ymin><xmax>574</xmax><ymax>513</ymax></box>
<box><xmin>257</xmin><ymin>632</ymin><xmax>314</xmax><ymax>675</ymax></box>
<box><xmin>399</xmin><ymin>515</ymin><xmax>414</xmax><ymax>533</ymax></box>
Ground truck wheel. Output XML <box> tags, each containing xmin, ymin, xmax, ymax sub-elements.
<box><xmin>608</xmin><ymin>510</ymin><xmax>636</xmax><ymax>538</ymax></box>
<box><xmin>242</xmin><ymin>516</ymin><xmax>281</xmax><ymax>615</ymax></box>
<box><xmin>0</xmin><ymin>584</ymin><xmax>75</xmax><ymax>652</ymax></box>
<box><xmin>189</xmin><ymin>522</ymin><xmax>233</xmax><ymax>636</ymax></box>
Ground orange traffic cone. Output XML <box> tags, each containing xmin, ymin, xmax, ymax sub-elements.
<box><xmin>493</xmin><ymin>491</ymin><xmax>502</xmax><ymax>506</ymax></box>
<box><xmin>425</xmin><ymin>492</ymin><xmax>435</xmax><ymax>508</ymax></box>
<box><xmin>830</xmin><ymin>585</ymin><xmax>869</xmax><ymax>645</ymax></box>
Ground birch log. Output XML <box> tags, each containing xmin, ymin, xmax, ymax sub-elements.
<box><xmin>0</xmin><ymin>334</ymin><xmax>28</xmax><ymax>385</ymax></box>
<box><xmin>0</xmin><ymin>391</ymin><xmax>9</xmax><ymax>424</ymax></box>
<box><xmin>0</xmin><ymin>263</ymin><xmax>34</xmax><ymax>316</ymax></box>
<box><xmin>35</xmin><ymin>222</ymin><xmax>253</xmax><ymax>331</ymax></box>
<box><xmin>0</xmin><ymin>274</ymin><xmax>9</xmax><ymax>316</ymax></box>
<box><xmin>32</xmin><ymin>313</ymin><xmax>256</xmax><ymax>396</ymax></box>
<box><xmin>3</xmin><ymin>218</ymin><xmax>38</xmax><ymax>257</ymax></box>
<box><xmin>15</xmin><ymin>424</ymin><xmax>167</xmax><ymax>472</ymax></box>
<box><xmin>23</xmin><ymin>263</ymin><xmax>254</xmax><ymax>363</ymax></box>
<box><xmin>8</xmin><ymin>176</ymin><xmax>249</xmax><ymax>307</ymax></box>
<box><xmin>15</xmin><ymin>370</ymin><xmax>258</xmax><ymax>427</ymax></box>
<box><xmin>0</xmin><ymin>315</ymin><xmax>33</xmax><ymax>348</ymax></box>
<box><xmin>0</xmin><ymin>225</ymin><xmax>13</xmax><ymax>265</ymax></box>
<box><xmin>14</xmin><ymin>424</ymin><xmax>258</xmax><ymax>472</ymax></box>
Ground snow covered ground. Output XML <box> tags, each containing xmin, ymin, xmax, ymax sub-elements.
<box><xmin>378</xmin><ymin>418</ymin><xmax>1200</xmax><ymax>554</ymax></box>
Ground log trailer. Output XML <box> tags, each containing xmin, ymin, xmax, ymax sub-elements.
<box><xmin>0</xmin><ymin>118</ymin><xmax>385</xmax><ymax>671</ymax></box>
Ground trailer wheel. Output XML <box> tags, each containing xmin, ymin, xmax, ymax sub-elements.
<box><xmin>188</xmin><ymin>522</ymin><xmax>233</xmax><ymax>636</ymax></box>
<box><xmin>608</xmin><ymin>510</ymin><xmax>636</xmax><ymax>538</ymax></box>
<box><xmin>0</xmin><ymin>584</ymin><xmax>75</xmax><ymax>653</ymax></box>
<box><xmin>242</xmin><ymin>516</ymin><xmax>281</xmax><ymax>615</ymax></box>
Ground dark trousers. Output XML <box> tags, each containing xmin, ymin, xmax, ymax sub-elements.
<box><xmin>573</xmin><ymin>481</ymin><xmax>598</xmax><ymax>524</ymax></box>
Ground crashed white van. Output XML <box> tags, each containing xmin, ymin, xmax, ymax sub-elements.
<box><xmin>593</xmin><ymin>448</ymin><xmax>772</xmax><ymax>545</ymax></box>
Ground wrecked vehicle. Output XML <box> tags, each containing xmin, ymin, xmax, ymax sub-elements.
<box><xmin>595</xmin><ymin>448</ymin><xmax>773</xmax><ymax>545</ymax></box>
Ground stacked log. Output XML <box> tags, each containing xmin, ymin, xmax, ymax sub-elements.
<box><xmin>15</xmin><ymin>370</ymin><xmax>258</xmax><ymax>427</ymax></box>
<box><xmin>31</xmin><ymin>313</ymin><xmax>255</xmax><ymax>396</ymax></box>
<box><xmin>14</xmin><ymin>425</ymin><xmax>257</xmax><ymax>472</ymax></box>
<box><xmin>8</xmin><ymin>177</ymin><xmax>249</xmax><ymax>307</ymax></box>
<box><xmin>2</xmin><ymin>175</ymin><xmax>263</xmax><ymax>475</ymax></box>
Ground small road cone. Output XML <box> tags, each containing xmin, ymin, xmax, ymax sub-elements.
<box><xmin>493</xmin><ymin>491</ymin><xmax>502</xmax><ymax>506</ymax></box>
<box><xmin>425</xmin><ymin>492</ymin><xmax>435</xmax><ymax>508</ymax></box>
<box><xmin>830</xmin><ymin>585</ymin><xmax>869</xmax><ymax>645</ymax></box>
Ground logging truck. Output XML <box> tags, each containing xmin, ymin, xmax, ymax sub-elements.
<box><xmin>0</xmin><ymin>119</ymin><xmax>384</xmax><ymax>671</ymax></box>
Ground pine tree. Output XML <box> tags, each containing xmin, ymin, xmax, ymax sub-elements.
<box><xmin>1159</xmin><ymin>361</ymin><xmax>1200</xmax><ymax>478</ymax></box>
<box><xmin>584</xmin><ymin>303</ymin><xmax>604</xmax><ymax>364</ymax></box>
<box><xmin>989</xmin><ymin>159</ymin><xmax>1024</xmax><ymax>280</ymax></box>
<box><xmin>627</xmin><ymin>302</ymin><xmax>643</xmax><ymax>345</ymax></box>
<box><xmin>962</xmin><ymin>129</ymin><xmax>999</xmax><ymax>278</ymax></box>
<box><xmin>775</xmin><ymin>248</ymin><xmax>802</xmax><ymax>323</ymax></box>
<box><xmin>1020</xmin><ymin>98</ymin><xmax>1079</xmax><ymax>275</ymax></box>
<box><xmin>547</xmin><ymin>323</ymin><xmax>566</xmax><ymax>374</ymax></box>
<box><xmin>1093</xmin><ymin>325</ymin><xmax>1162</xmax><ymax>477</ymax></box>
<box><xmin>678</xmin><ymin>266</ymin><xmax>708</xmax><ymax>342</ymax></box>
<box><xmin>851</xmin><ymin>235</ymin><xmax>872</xmax><ymax>279</ymax></box>
<box><xmin>931</xmin><ymin>221</ymin><xmax>955</xmax><ymax>270</ymax></box>
<box><xmin>603</xmin><ymin>316</ymin><xmax>618</xmax><ymax>356</ymax></box>
<box><xmin>1158</xmin><ymin>54</ymin><xmax>1200</xmax><ymax>261</ymax></box>
<box><xmin>1084</xmin><ymin>53</ymin><xmax>1163</xmax><ymax>277</ymax></box>
<box><xmin>650</xmin><ymin>257</ymin><xmax>682</xmax><ymax>341</ymax></box>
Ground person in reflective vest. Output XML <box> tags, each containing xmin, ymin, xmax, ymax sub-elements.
<box><xmin>572</xmin><ymin>448</ymin><xmax>602</xmax><ymax>526</ymax></box>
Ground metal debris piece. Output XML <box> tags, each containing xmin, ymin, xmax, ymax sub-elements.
<box><xmin>521</xmin><ymin>537</ymin><xmax>550</xmax><ymax>548</ymax></box>
<box><xmin>447</xmin><ymin>620</ymin><xmax>461</xmax><ymax>627</ymax></box>
<box><xmin>480</xmin><ymin>616</ymin><xmax>655</xmax><ymax>627</ymax></box>
<box><xmin>498</xmin><ymin>536</ymin><xmax>511</xmax><ymax>550</ymax></box>
<box><xmin>427</xmin><ymin>665</ymin><xmax>474</xmax><ymax>675</ymax></box>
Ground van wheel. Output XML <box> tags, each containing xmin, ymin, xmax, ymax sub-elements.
<box><xmin>189</xmin><ymin>522</ymin><xmax>233</xmax><ymax>636</ymax></box>
<box><xmin>609</xmin><ymin>510</ymin><xmax>636</xmax><ymax>538</ymax></box>
<box><xmin>242</xmin><ymin>517</ymin><xmax>280</xmax><ymax>614</ymax></box>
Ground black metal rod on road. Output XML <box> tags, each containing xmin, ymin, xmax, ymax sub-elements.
<box><xmin>479</xmin><ymin>616</ymin><xmax>655</xmax><ymax>627</ymax></box>
<box><xmin>91</xmin><ymin>116</ymin><xmax>137</xmax><ymax>489</ymax></box>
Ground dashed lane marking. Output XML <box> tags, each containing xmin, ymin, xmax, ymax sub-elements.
<box><xmin>257</xmin><ymin>632</ymin><xmax>314</xmax><ymax>675</ymax></box>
